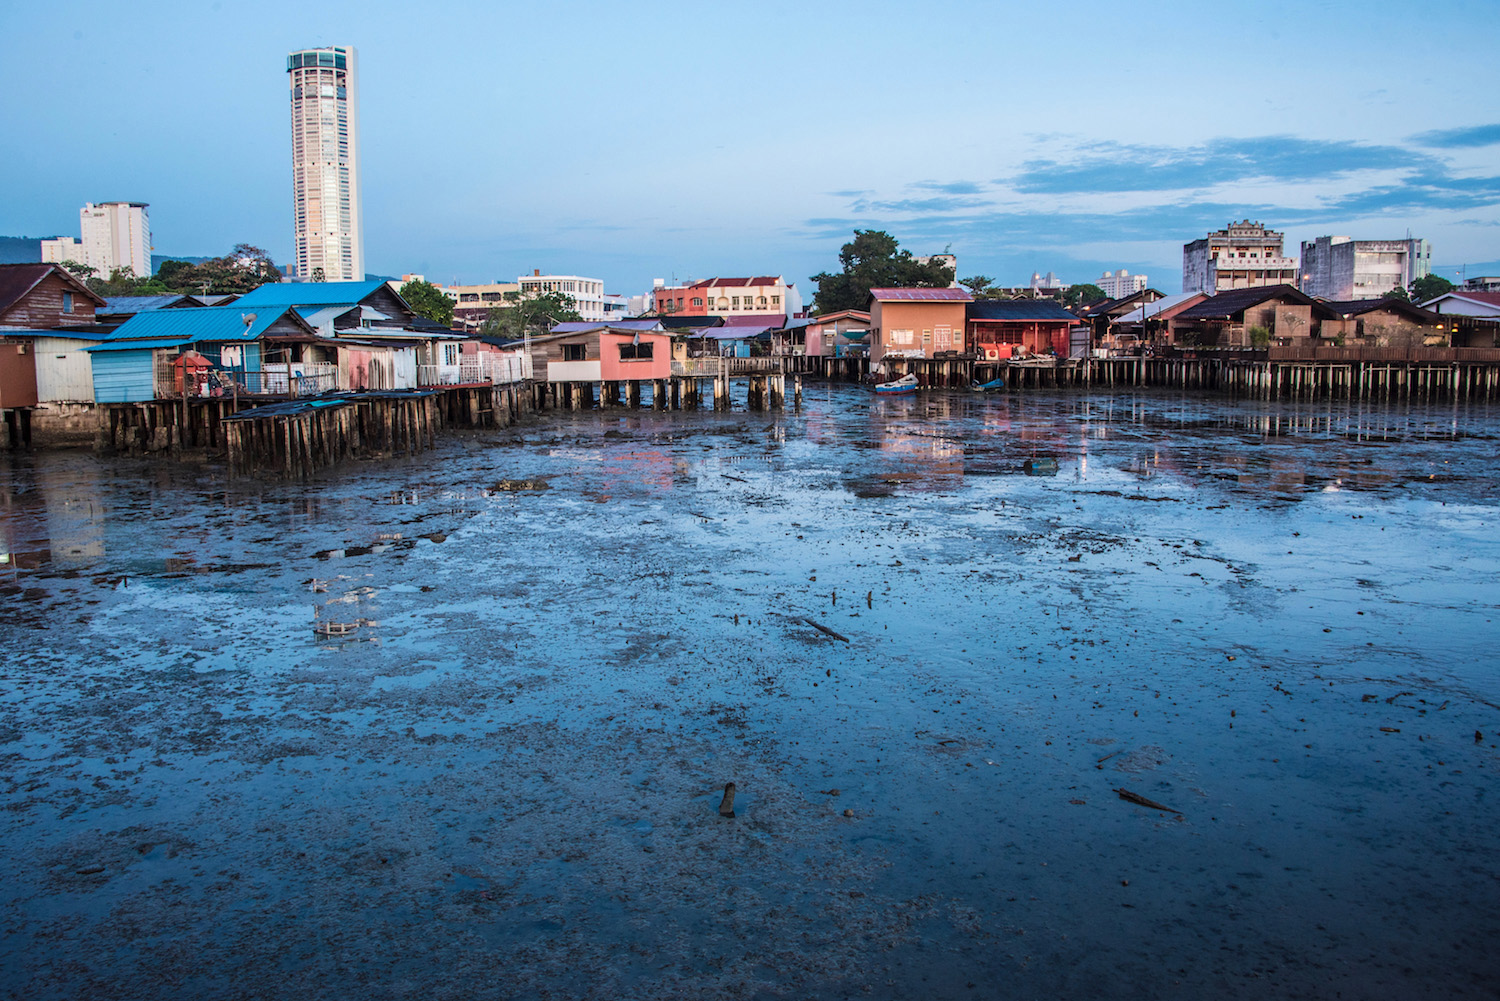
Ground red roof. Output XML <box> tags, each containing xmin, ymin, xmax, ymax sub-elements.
<box><xmin>689</xmin><ymin>276</ymin><xmax>781</xmax><ymax>289</ymax></box>
<box><xmin>868</xmin><ymin>287</ymin><xmax>973</xmax><ymax>302</ymax></box>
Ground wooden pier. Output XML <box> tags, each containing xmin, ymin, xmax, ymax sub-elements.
<box><xmin>798</xmin><ymin>346</ymin><xmax>1500</xmax><ymax>401</ymax></box>
<box><xmin>531</xmin><ymin>364</ymin><xmax>800</xmax><ymax>414</ymax></box>
<box><xmin>96</xmin><ymin>382</ymin><xmax>529</xmax><ymax>476</ymax></box>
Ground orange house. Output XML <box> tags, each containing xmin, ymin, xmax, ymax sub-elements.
<box><xmin>868</xmin><ymin>288</ymin><xmax>973</xmax><ymax>362</ymax></box>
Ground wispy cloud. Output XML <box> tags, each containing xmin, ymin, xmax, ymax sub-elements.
<box><xmin>1011</xmin><ymin>136</ymin><xmax>1432</xmax><ymax>194</ymax></box>
<box><xmin>1409</xmin><ymin>124</ymin><xmax>1500</xmax><ymax>149</ymax></box>
<box><xmin>910</xmin><ymin>180</ymin><xmax>987</xmax><ymax>195</ymax></box>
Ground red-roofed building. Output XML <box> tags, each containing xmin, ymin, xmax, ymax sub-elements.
<box><xmin>652</xmin><ymin>276</ymin><xmax>802</xmax><ymax>322</ymax></box>
<box><xmin>1420</xmin><ymin>291</ymin><xmax>1500</xmax><ymax>347</ymax></box>
<box><xmin>867</xmin><ymin>287</ymin><xmax>973</xmax><ymax>362</ymax></box>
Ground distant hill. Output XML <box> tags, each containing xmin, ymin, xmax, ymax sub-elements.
<box><xmin>0</xmin><ymin>236</ymin><xmax>52</xmax><ymax>264</ymax></box>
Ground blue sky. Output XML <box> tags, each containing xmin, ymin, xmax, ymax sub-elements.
<box><xmin>2</xmin><ymin>0</ymin><xmax>1498</xmax><ymax>296</ymax></box>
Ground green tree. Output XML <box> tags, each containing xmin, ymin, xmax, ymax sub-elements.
<box><xmin>310</xmin><ymin>267</ymin><xmax>326</xmax><ymax>283</ymax></box>
<box><xmin>1061</xmin><ymin>283</ymin><xmax>1108</xmax><ymax>309</ymax></box>
<box><xmin>811</xmin><ymin>230</ymin><xmax>955</xmax><ymax>313</ymax></box>
<box><xmin>1384</xmin><ymin>284</ymin><xmax>1411</xmax><ymax>302</ymax></box>
<box><xmin>481</xmin><ymin>289</ymin><xmax>581</xmax><ymax>340</ymax></box>
<box><xmin>1409</xmin><ymin>273</ymin><xmax>1455</xmax><ymax>302</ymax></box>
<box><xmin>398</xmin><ymin>279</ymin><xmax>455</xmax><ymax>327</ymax></box>
<box><xmin>959</xmin><ymin>275</ymin><xmax>1000</xmax><ymax>299</ymax></box>
<box><xmin>151</xmin><ymin>244</ymin><xmax>283</xmax><ymax>294</ymax></box>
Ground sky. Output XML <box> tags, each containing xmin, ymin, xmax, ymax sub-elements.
<box><xmin>2</xmin><ymin>0</ymin><xmax>1499</xmax><ymax>298</ymax></box>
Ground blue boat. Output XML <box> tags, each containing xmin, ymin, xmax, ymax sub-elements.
<box><xmin>969</xmin><ymin>376</ymin><xmax>1006</xmax><ymax>392</ymax></box>
<box><xmin>874</xmin><ymin>374</ymin><xmax>918</xmax><ymax>395</ymax></box>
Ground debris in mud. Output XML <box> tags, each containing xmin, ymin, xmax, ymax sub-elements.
<box><xmin>802</xmin><ymin>617</ymin><xmax>850</xmax><ymax>643</ymax></box>
<box><xmin>1111</xmin><ymin>746</ymin><xmax>1168</xmax><ymax>773</ymax></box>
<box><xmin>1115</xmin><ymin>788</ymin><xmax>1182</xmax><ymax>815</ymax></box>
<box><xmin>719</xmin><ymin>782</ymin><xmax>737</xmax><ymax>817</ymax></box>
<box><xmin>491</xmin><ymin>478</ymin><xmax>550</xmax><ymax>491</ymax></box>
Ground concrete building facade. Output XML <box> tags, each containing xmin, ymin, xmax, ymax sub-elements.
<box><xmin>288</xmin><ymin>45</ymin><xmax>363</xmax><ymax>281</ymax></box>
<box><xmin>1183</xmin><ymin>220</ymin><xmax>1297</xmax><ymax>293</ymax></box>
<box><xmin>71</xmin><ymin>202</ymin><xmax>152</xmax><ymax>278</ymax></box>
<box><xmin>40</xmin><ymin>237</ymin><xmax>83</xmax><ymax>267</ymax></box>
<box><xmin>1097</xmin><ymin>269</ymin><xmax>1147</xmax><ymax>299</ymax></box>
<box><xmin>443</xmin><ymin>281</ymin><xmax>521</xmax><ymax>333</ymax></box>
<box><xmin>518</xmin><ymin>272</ymin><xmax>607</xmax><ymax>322</ymax></box>
<box><xmin>652</xmin><ymin>277</ymin><xmax>803</xmax><ymax>322</ymax></box>
<box><xmin>1299</xmin><ymin>236</ymin><xmax>1431</xmax><ymax>300</ymax></box>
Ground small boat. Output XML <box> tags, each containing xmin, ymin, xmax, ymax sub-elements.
<box><xmin>969</xmin><ymin>376</ymin><xmax>1006</xmax><ymax>392</ymax></box>
<box><xmin>874</xmin><ymin>373</ymin><xmax>918</xmax><ymax>395</ymax></box>
<box><xmin>1023</xmin><ymin>457</ymin><xmax>1059</xmax><ymax>476</ymax></box>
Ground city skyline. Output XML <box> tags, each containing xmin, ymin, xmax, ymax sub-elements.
<box><xmin>1</xmin><ymin>0</ymin><xmax>1497</xmax><ymax>297</ymax></box>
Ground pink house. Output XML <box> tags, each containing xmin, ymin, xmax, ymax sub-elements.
<box><xmin>527</xmin><ymin>325</ymin><xmax>672</xmax><ymax>383</ymax></box>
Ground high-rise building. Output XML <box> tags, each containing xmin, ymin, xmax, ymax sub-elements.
<box><xmin>288</xmin><ymin>45</ymin><xmax>362</xmax><ymax>281</ymax></box>
<box><xmin>1299</xmin><ymin>236</ymin><xmax>1431</xmax><ymax>300</ymax></box>
<box><xmin>73</xmin><ymin>202</ymin><xmax>152</xmax><ymax>278</ymax></box>
<box><xmin>1183</xmin><ymin>220</ymin><xmax>1297</xmax><ymax>293</ymax></box>
<box><xmin>1097</xmin><ymin>269</ymin><xmax>1148</xmax><ymax>299</ymax></box>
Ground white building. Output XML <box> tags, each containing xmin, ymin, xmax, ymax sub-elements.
<box><xmin>1030</xmin><ymin>271</ymin><xmax>1064</xmax><ymax>291</ymax></box>
<box><xmin>1097</xmin><ymin>269</ymin><xmax>1148</xmax><ymax>299</ymax></box>
<box><xmin>77</xmin><ymin>202</ymin><xmax>152</xmax><ymax>278</ymax></box>
<box><xmin>444</xmin><ymin>280</ymin><xmax>521</xmax><ymax>332</ymax></box>
<box><xmin>40</xmin><ymin>237</ymin><xmax>83</xmax><ymax>266</ymax></box>
<box><xmin>1183</xmin><ymin>220</ymin><xmax>1297</xmax><ymax>293</ymax></box>
<box><xmin>1299</xmin><ymin>236</ymin><xmax>1431</xmax><ymax>300</ymax></box>
<box><xmin>517</xmin><ymin>271</ymin><xmax>606</xmax><ymax>322</ymax></box>
<box><xmin>288</xmin><ymin>45</ymin><xmax>363</xmax><ymax>281</ymax></box>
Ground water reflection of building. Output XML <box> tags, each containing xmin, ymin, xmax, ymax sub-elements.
<box><xmin>0</xmin><ymin>461</ymin><xmax>107</xmax><ymax>572</ymax></box>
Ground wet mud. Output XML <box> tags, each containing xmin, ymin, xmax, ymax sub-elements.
<box><xmin>2</xmin><ymin>386</ymin><xmax>1498</xmax><ymax>999</ymax></box>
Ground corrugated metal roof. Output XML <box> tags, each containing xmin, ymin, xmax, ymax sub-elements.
<box><xmin>100</xmin><ymin>294</ymin><xmax>191</xmax><ymax>313</ymax></box>
<box><xmin>83</xmin><ymin>338</ymin><xmax>191</xmax><ymax>353</ymax></box>
<box><xmin>868</xmin><ymin>287</ymin><xmax>973</xmax><ymax>302</ymax></box>
<box><xmin>1108</xmin><ymin>292</ymin><xmax>1207</xmax><ymax>324</ymax></box>
<box><xmin>967</xmin><ymin>300</ymin><xmax>1079</xmax><ymax>322</ymax></box>
<box><xmin>550</xmin><ymin>320</ymin><xmax>663</xmax><ymax>334</ymax></box>
<box><xmin>104</xmin><ymin>305</ymin><xmax>299</xmax><ymax>343</ymax></box>
<box><xmin>233</xmin><ymin>280</ymin><xmax>390</xmax><ymax>306</ymax></box>
<box><xmin>295</xmin><ymin>304</ymin><xmax>361</xmax><ymax>330</ymax></box>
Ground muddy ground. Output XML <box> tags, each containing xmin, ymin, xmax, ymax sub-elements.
<box><xmin>2</xmin><ymin>386</ymin><xmax>1498</xmax><ymax>999</ymax></box>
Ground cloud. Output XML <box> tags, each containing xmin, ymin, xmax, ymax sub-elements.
<box><xmin>910</xmin><ymin>180</ymin><xmax>987</xmax><ymax>195</ymax></box>
<box><xmin>851</xmin><ymin>195</ymin><xmax>989</xmax><ymax>214</ymax></box>
<box><xmin>1011</xmin><ymin>136</ymin><xmax>1433</xmax><ymax>194</ymax></box>
<box><xmin>1321</xmin><ymin>170</ymin><xmax>1500</xmax><ymax>215</ymax></box>
<box><xmin>1410</xmin><ymin>124</ymin><xmax>1500</xmax><ymax>149</ymax></box>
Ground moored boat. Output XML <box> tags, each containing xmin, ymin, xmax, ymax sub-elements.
<box><xmin>874</xmin><ymin>373</ymin><xmax>918</xmax><ymax>395</ymax></box>
<box><xmin>969</xmin><ymin>376</ymin><xmax>1006</xmax><ymax>392</ymax></box>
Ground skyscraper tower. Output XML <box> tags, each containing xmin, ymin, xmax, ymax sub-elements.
<box><xmin>287</xmin><ymin>45</ymin><xmax>363</xmax><ymax>281</ymax></box>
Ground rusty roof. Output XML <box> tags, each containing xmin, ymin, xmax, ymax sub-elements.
<box><xmin>868</xmin><ymin>287</ymin><xmax>973</xmax><ymax>302</ymax></box>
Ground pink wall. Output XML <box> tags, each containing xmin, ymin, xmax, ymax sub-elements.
<box><xmin>600</xmin><ymin>331</ymin><xmax>671</xmax><ymax>380</ymax></box>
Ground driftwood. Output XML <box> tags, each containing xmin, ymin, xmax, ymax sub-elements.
<box><xmin>721</xmin><ymin>474</ymin><xmax>748</xmax><ymax>483</ymax></box>
<box><xmin>1115</xmin><ymin>788</ymin><xmax>1182</xmax><ymax>814</ymax></box>
<box><xmin>802</xmin><ymin>617</ymin><xmax>850</xmax><ymax>643</ymax></box>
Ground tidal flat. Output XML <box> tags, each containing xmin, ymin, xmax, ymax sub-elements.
<box><xmin>2</xmin><ymin>386</ymin><xmax>1497</xmax><ymax>999</ymax></box>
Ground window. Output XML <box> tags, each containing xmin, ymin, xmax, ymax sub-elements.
<box><xmin>619</xmin><ymin>342</ymin><xmax>654</xmax><ymax>360</ymax></box>
<box><xmin>922</xmin><ymin>329</ymin><xmax>932</xmax><ymax>344</ymax></box>
<box><xmin>771</xmin><ymin>295</ymin><xmax>780</xmax><ymax>306</ymax></box>
<box><xmin>691</xmin><ymin>297</ymin><xmax>703</xmax><ymax>307</ymax></box>
<box><xmin>443</xmin><ymin>344</ymin><xmax>459</xmax><ymax>366</ymax></box>
<box><xmin>460</xmin><ymin>293</ymin><xmax>479</xmax><ymax>302</ymax></box>
<box><xmin>731</xmin><ymin>297</ymin><xmax>740</xmax><ymax>307</ymax></box>
<box><xmin>62</xmin><ymin>291</ymin><xmax>74</xmax><ymax>314</ymax></box>
<box><xmin>562</xmin><ymin>344</ymin><xmax>587</xmax><ymax>361</ymax></box>
<box><xmin>890</xmin><ymin>329</ymin><xmax>914</xmax><ymax>345</ymax></box>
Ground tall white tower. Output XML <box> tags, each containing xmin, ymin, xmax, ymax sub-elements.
<box><xmin>287</xmin><ymin>45</ymin><xmax>363</xmax><ymax>281</ymax></box>
<box><xmin>79</xmin><ymin>202</ymin><xmax>151</xmax><ymax>278</ymax></box>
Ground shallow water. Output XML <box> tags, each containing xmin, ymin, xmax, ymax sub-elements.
<box><xmin>2</xmin><ymin>386</ymin><xmax>1498</xmax><ymax>999</ymax></box>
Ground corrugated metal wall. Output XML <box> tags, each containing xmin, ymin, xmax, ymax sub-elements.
<box><xmin>91</xmin><ymin>350</ymin><xmax>156</xmax><ymax>403</ymax></box>
<box><xmin>33</xmin><ymin>337</ymin><xmax>99</xmax><ymax>403</ymax></box>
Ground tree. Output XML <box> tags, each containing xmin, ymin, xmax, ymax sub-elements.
<box><xmin>310</xmin><ymin>267</ymin><xmax>326</xmax><ymax>283</ymax></box>
<box><xmin>1061</xmin><ymin>284</ymin><xmax>1107</xmax><ymax>309</ymax></box>
<box><xmin>151</xmin><ymin>244</ymin><xmax>283</xmax><ymax>294</ymax></box>
<box><xmin>811</xmin><ymin>230</ymin><xmax>955</xmax><ymax>314</ymax></box>
<box><xmin>481</xmin><ymin>289</ymin><xmax>581</xmax><ymax>340</ymax></box>
<box><xmin>1409</xmin><ymin>273</ymin><xmax>1454</xmax><ymax>303</ymax></box>
<box><xmin>399</xmin><ymin>279</ymin><xmax>455</xmax><ymax>327</ymax></box>
<box><xmin>1384</xmin><ymin>284</ymin><xmax>1410</xmax><ymax>302</ymax></box>
<box><xmin>959</xmin><ymin>275</ymin><xmax>1000</xmax><ymax>300</ymax></box>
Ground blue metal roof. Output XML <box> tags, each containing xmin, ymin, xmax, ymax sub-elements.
<box><xmin>968</xmin><ymin>300</ymin><xmax>1080</xmax><ymax>322</ymax></box>
<box><xmin>104</xmin><ymin>305</ymin><xmax>301</xmax><ymax>343</ymax></box>
<box><xmin>83</xmin><ymin>338</ymin><xmax>192</xmax><ymax>353</ymax></box>
<box><xmin>232</xmin><ymin>280</ymin><xmax>390</xmax><ymax>307</ymax></box>
<box><xmin>100</xmin><ymin>294</ymin><xmax>191</xmax><ymax>312</ymax></box>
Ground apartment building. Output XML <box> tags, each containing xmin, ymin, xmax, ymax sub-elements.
<box><xmin>442</xmin><ymin>281</ymin><xmax>521</xmax><ymax>332</ymax></box>
<box><xmin>652</xmin><ymin>276</ymin><xmax>802</xmax><ymax>321</ymax></box>
<box><xmin>1097</xmin><ymin>269</ymin><xmax>1148</xmax><ymax>299</ymax></box>
<box><xmin>1299</xmin><ymin>236</ymin><xmax>1432</xmax><ymax>300</ymax></box>
<box><xmin>517</xmin><ymin>272</ymin><xmax>607</xmax><ymax>322</ymax></box>
<box><xmin>1183</xmin><ymin>220</ymin><xmax>1297</xmax><ymax>293</ymax></box>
